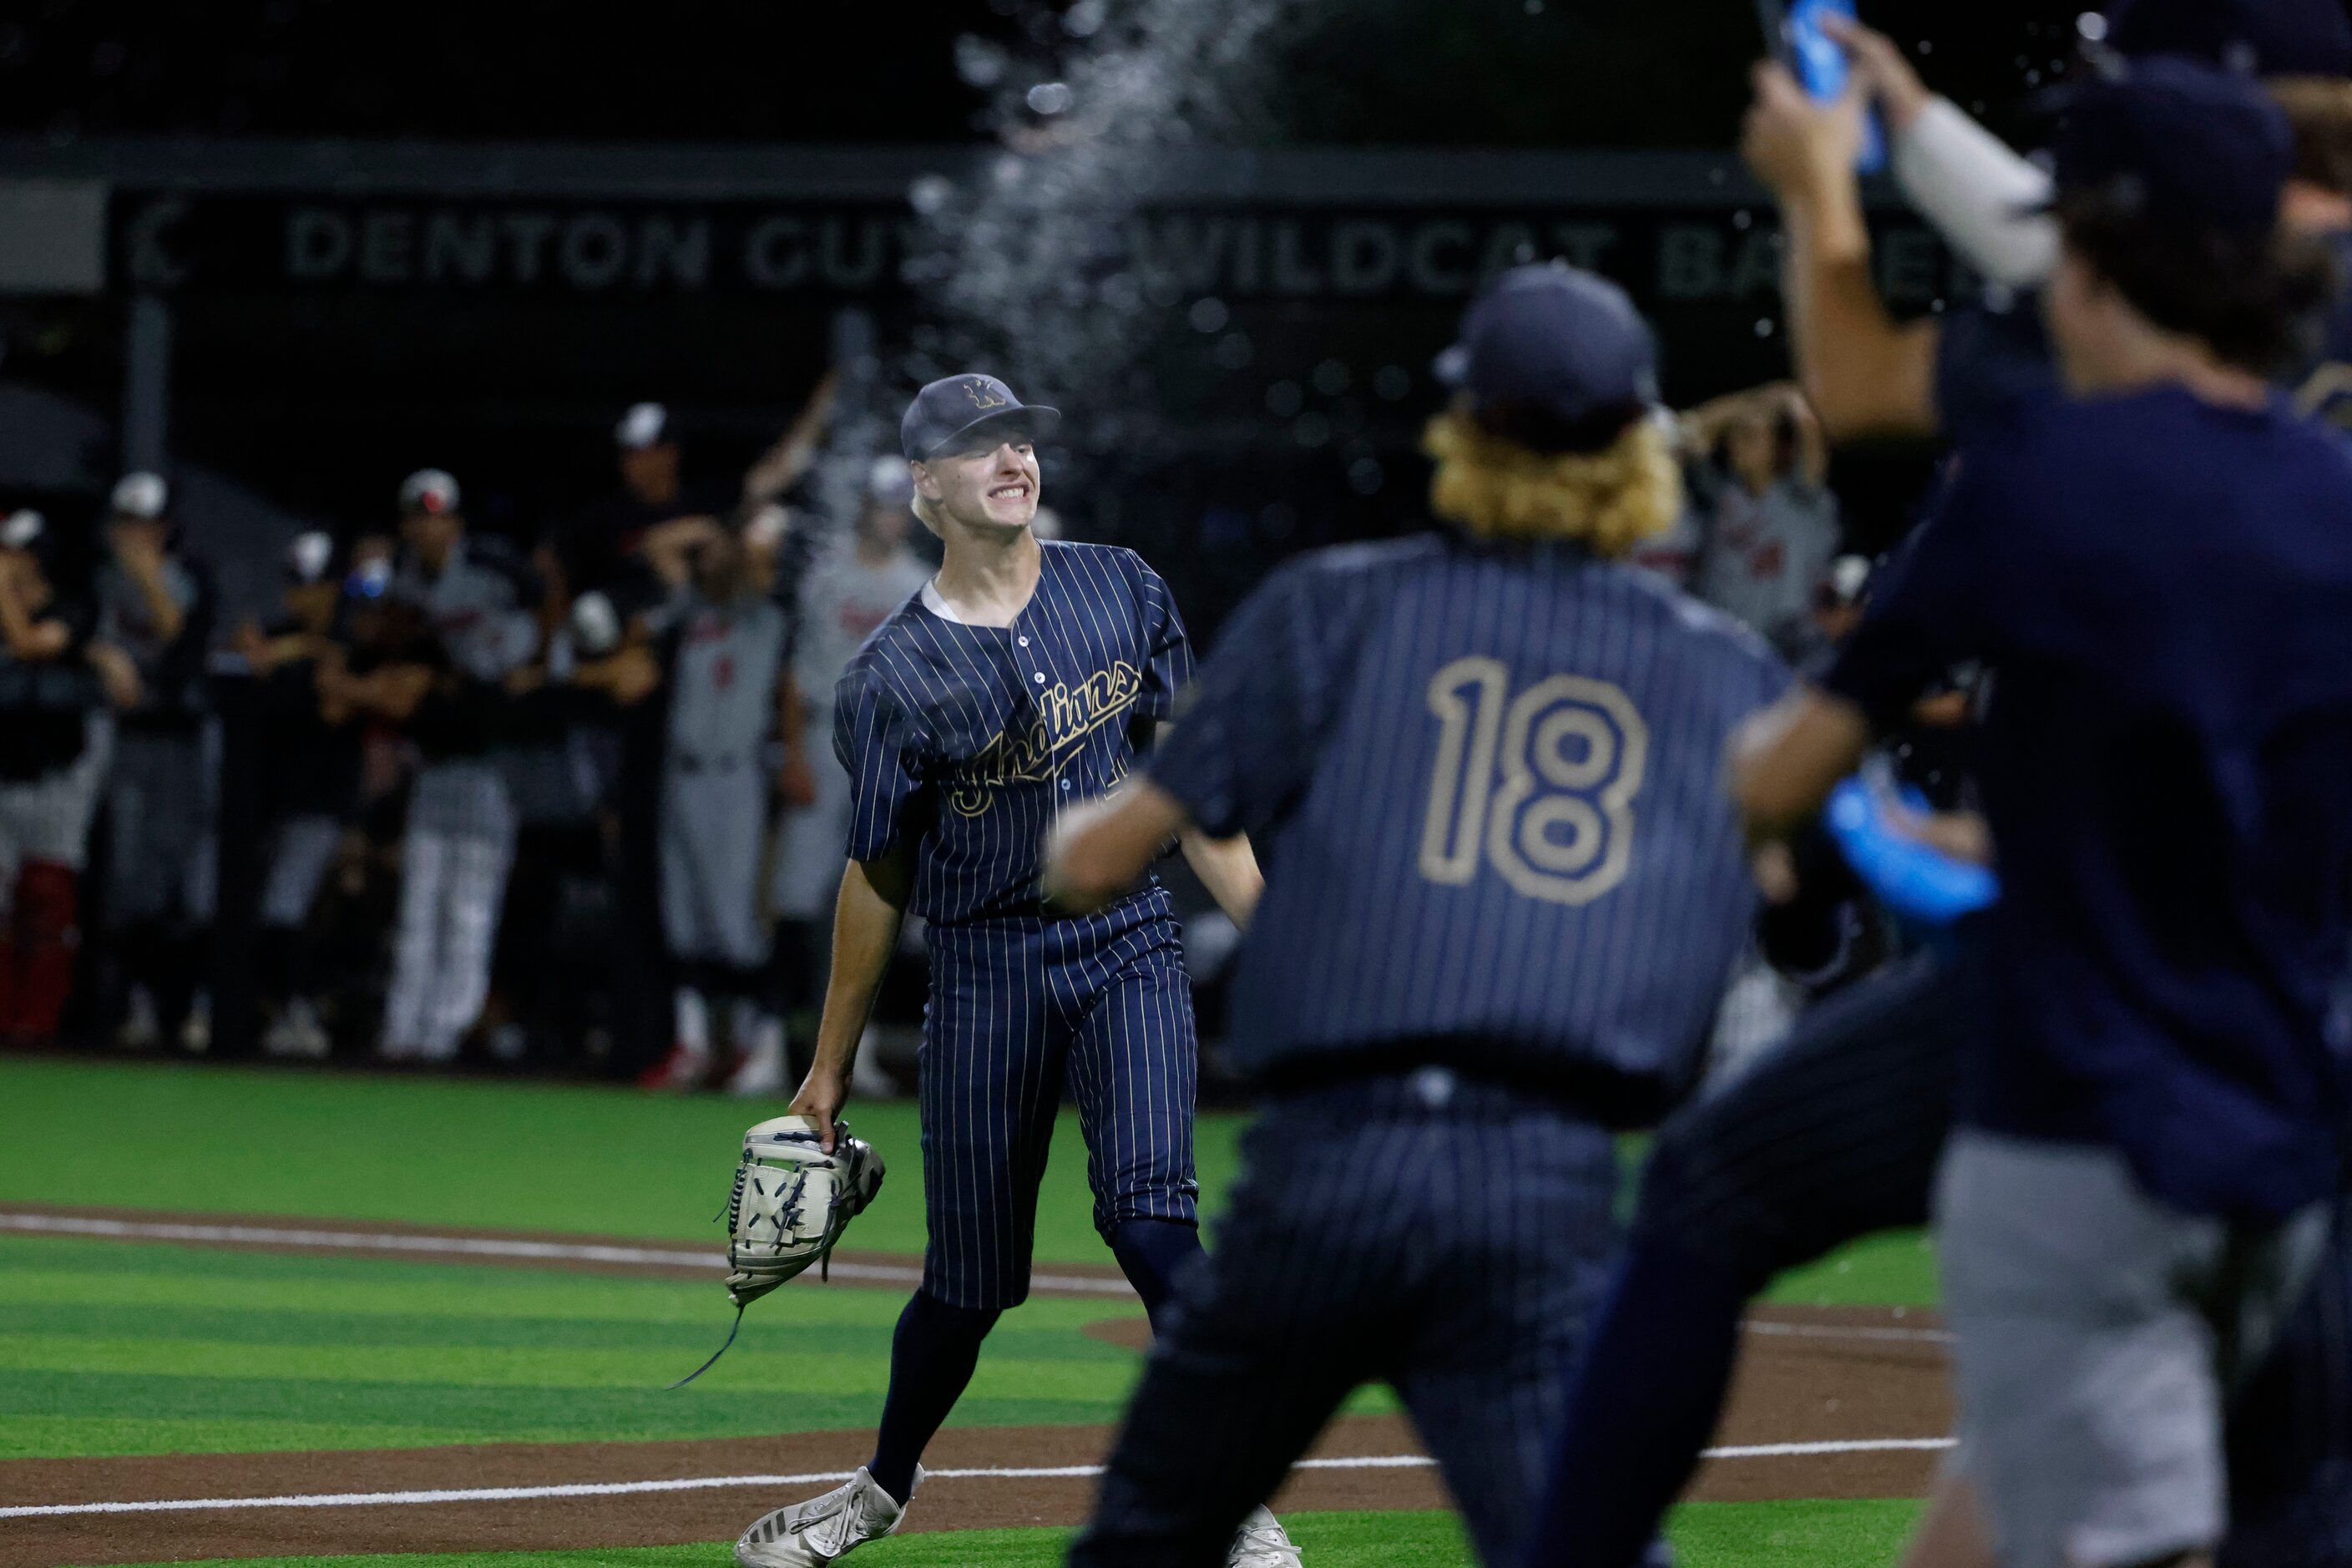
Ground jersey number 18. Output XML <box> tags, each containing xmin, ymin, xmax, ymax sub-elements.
<box><xmin>1416</xmin><ymin>656</ymin><xmax>1649</xmax><ymax>906</ymax></box>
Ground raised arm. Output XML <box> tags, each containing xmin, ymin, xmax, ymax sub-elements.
<box><xmin>1742</xmin><ymin>63</ymin><xmax>1940</xmax><ymax>442</ymax></box>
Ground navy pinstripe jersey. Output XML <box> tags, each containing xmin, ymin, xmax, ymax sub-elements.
<box><xmin>1150</xmin><ymin>533</ymin><xmax>1789</xmax><ymax>1105</ymax></box>
<box><xmin>833</xmin><ymin>539</ymin><xmax>1190</xmax><ymax>925</ymax></box>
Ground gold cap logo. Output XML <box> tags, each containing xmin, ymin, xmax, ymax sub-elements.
<box><xmin>962</xmin><ymin>377</ymin><xmax>1010</xmax><ymax>411</ymax></box>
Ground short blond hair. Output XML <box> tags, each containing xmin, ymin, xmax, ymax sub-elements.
<box><xmin>1422</xmin><ymin>405</ymin><xmax>1681</xmax><ymax>558</ymax></box>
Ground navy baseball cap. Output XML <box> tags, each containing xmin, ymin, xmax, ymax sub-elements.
<box><xmin>900</xmin><ymin>373</ymin><xmax>1061</xmax><ymax>462</ymax></box>
<box><xmin>2104</xmin><ymin>0</ymin><xmax>2352</xmax><ymax>77</ymax></box>
<box><xmin>2046</xmin><ymin>57</ymin><xmax>2294</xmax><ymax>233</ymax></box>
<box><xmin>1434</xmin><ymin>261</ymin><xmax>1660</xmax><ymax>453</ymax></box>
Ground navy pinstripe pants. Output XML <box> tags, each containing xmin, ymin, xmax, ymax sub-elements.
<box><xmin>1071</xmin><ymin>1069</ymin><xmax>1621</xmax><ymax>1568</ymax></box>
<box><xmin>919</xmin><ymin>886</ymin><xmax>1200</xmax><ymax>1312</ymax></box>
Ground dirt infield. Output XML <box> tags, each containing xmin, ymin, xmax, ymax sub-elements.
<box><xmin>2</xmin><ymin>1206</ymin><xmax>1951</xmax><ymax>1565</ymax></box>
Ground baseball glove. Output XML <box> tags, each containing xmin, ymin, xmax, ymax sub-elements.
<box><xmin>670</xmin><ymin>1115</ymin><xmax>886</xmax><ymax>1388</ymax></box>
<box><xmin>722</xmin><ymin>1115</ymin><xmax>887</xmax><ymax>1306</ymax></box>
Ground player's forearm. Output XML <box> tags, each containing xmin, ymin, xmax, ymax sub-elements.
<box><xmin>129</xmin><ymin>568</ymin><xmax>186</xmax><ymax>645</ymax></box>
<box><xmin>810</xmin><ymin>858</ymin><xmax>907</xmax><ymax>1075</ymax></box>
<box><xmin>0</xmin><ymin>580</ymin><xmax>64</xmax><ymax>660</ymax></box>
<box><xmin>1042</xmin><ymin>779</ymin><xmax>1191</xmax><ymax>913</ymax></box>
<box><xmin>1179</xmin><ymin>828</ymin><xmax>1262</xmax><ymax>929</ymax></box>
<box><xmin>1778</xmin><ymin>191</ymin><xmax>1939</xmax><ymax>442</ymax></box>
<box><xmin>1729</xmin><ymin>687</ymin><xmax>1874</xmax><ymax>838</ymax></box>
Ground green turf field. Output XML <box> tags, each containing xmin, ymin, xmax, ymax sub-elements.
<box><xmin>0</xmin><ymin>1057</ymin><xmax>1936</xmax><ymax>1565</ymax></box>
<box><xmin>99</xmin><ymin>1500</ymin><xmax>1930</xmax><ymax>1568</ymax></box>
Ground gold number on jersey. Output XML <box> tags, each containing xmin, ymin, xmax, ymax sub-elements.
<box><xmin>1416</xmin><ymin>660</ymin><xmax>1649</xmax><ymax>905</ymax></box>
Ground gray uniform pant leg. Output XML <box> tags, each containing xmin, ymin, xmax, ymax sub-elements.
<box><xmin>1938</xmin><ymin>1130</ymin><xmax>2330</xmax><ymax>1568</ymax></box>
<box><xmin>771</xmin><ymin>711</ymin><xmax>852</xmax><ymax>923</ymax></box>
<box><xmin>104</xmin><ymin>727</ymin><xmax>213</xmax><ymax>928</ymax></box>
<box><xmin>660</xmin><ymin>764</ymin><xmax>770</xmax><ymax>969</ymax></box>
<box><xmin>383</xmin><ymin>763</ymin><xmax>516</xmax><ymax>1059</ymax></box>
<box><xmin>260</xmin><ymin>815</ymin><xmax>343</xmax><ymax>930</ymax></box>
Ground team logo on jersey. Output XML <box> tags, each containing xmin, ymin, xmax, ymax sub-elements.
<box><xmin>948</xmin><ymin>661</ymin><xmax>1145</xmax><ymax>817</ymax></box>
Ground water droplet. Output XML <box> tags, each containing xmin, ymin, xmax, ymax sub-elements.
<box><xmin>955</xmin><ymin>35</ymin><xmax>1007</xmax><ymax>87</ymax></box>
<box><xmin>1732</xmin><ymin>209</ymin><xmax>1753</xmax><ymax>230</ymax></box>
<box><xmin>1373</xmin><ymin>365</ymin><xmax>1412</xmax><ymax>402</ymax></box>
<box><xmin>1260</xmin><ymin>503</ymin><xmax>1297</xmax><ymax>541</ymax></box>
<box><xmin>1525</xmin><ymin>0</ymin><xmax>1544</xmax><ymax>12</ymax></box>
<box><xmin>1293</xmin><ymin>412</ymin><xmax>1333</xmax><ymax>448</ymax></box>
<box><xmin>1916</xmin><ymin>38</ymin><xmax>1933</xmax><ymax>55</ymax></box>
<box><xmin>1062</xmin><ymin>0</ymin><xmax>1106</xmax><ymax>38</ymax></box>
<box><xmin>2076</xmin><ymin>11</ymin><xmax>2107</xmax><ymax>43</ymax></box>
<box><xmin>1266</xmin><ymin>380</ymin><xmax>1303</xmax><ymax>417</ymax></box>
<box><xmin>1026</xmin><ymin>81</ymin><xmax>1075</xmax><ymax>116</ymax></box>
<box><xmin>1754</xmin><ymin>318</ymin><xmax>1776</xmax><ymax>337</ymax></box>
<box><xmin>1348</xmin><ymin>458</ymin><xmax>1384</xmax><ymax>495</ymax></box>
<box><xmin>1214</xmin><ymin>331</ymin><xmax>1254</xmax><ymax>370</ymax></box>
<box><xmin>1312</xmin><ymin>358</ymin><xmax>1351</xmax><ymax>397</ymax></box>
<box><xmin>908</xmin><ymin>175</ymin><xmax>956</xmax><ymax>215</ymax></box>
<box><xmin>1188</xmin><ymin>296</ymin><xmax>1231</xmax><ymax>333</ymax></box>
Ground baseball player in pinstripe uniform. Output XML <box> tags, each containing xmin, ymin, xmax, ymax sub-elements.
<box><xmin>1044</xmin><ymin>264</ymin><xmax>1789</xmax><ymax>1568</ymax></box>
<box><xmin>334</xmin><ymin>469</ymin><xmax>542</xmax><ymax>1063</ymax></box>
<box><xmin>638</xmin><ymin>524</ymin><xmax>797</xmax><ymax>1094</ymax></box>
<box><xmin>729</xmin><ymin>374</ymin><xmax>1269</xmax><ymax>1568</ymax></box>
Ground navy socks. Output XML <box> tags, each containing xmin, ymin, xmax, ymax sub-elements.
<box><xmin>1109</xmin><ymin>1217</ymin><xmax>1205</xmax><ymax>1332</ymax></box>
<box><xmin>867</xmin><ymin>1221</ymin><xmax>1202</xmax><ymax>1502</ymax></box>
<box><xmin>867</xmin><ymin>1291</ymin><xmax>1000</xmax><ymax>1503</ymax></box>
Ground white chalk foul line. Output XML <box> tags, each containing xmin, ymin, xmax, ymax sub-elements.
<box><xmin>0</xmin><ymin>1442</ymin><xmax>1954</xmax><ymax>1521</ymax></box>
<box><xmin>1743</xmin><ymin>1319</ymin><xmax>1953</xmax><ymax>1346</ymax></box>
<box><xmin>0</xmin><ymin>1212</ymin><xmax>1138</xmax><ymax>1297</ymax></box>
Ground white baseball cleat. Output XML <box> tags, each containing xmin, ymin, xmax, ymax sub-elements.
<box><xmin>735</xmin><ymin>1465</ymin><xmax>916</xmax><ymax>1567</ymax></box>
<box><xmin>1228</xmin><ymin>1505</ymin><xmax>1303</xmax><ymax>1568</ymax></box>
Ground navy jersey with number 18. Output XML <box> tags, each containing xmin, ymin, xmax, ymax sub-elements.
<box><xmin>1151</xmin><ymin>533</ymin><xmax>1789</xmax><ymax>1115</ymax></box>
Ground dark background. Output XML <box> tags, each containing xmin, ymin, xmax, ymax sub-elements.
<box><xmin>2</xmin><ymin>0</ymin><xmax>2093</xmax><ymax>625</ymax></box>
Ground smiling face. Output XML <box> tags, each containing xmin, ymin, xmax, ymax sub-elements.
<box><xmin>912</xmin><ymin>439</ymin><xmax>1041</xmax><ymax>534</ymax></box>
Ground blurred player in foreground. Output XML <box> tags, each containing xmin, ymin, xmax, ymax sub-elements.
<box><xmin>729</xmin><ymin>374</ymin><xmax>1267</xmax><ymax>1568</ymax></box>
<box><xmin>1045</xmin><ymin>264</ymin><xmax>1788</xmax><ymax>1568</ymax></box>
<box><xmin>1529</xmin><ymin>10</ymin><xmax>2352</xmax><ymax>1567</ymax></box>
<box><xmin>1735</xmin><ymin>60</ymin><xmax>2352</xmax><ymax>1568</ymax></box>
